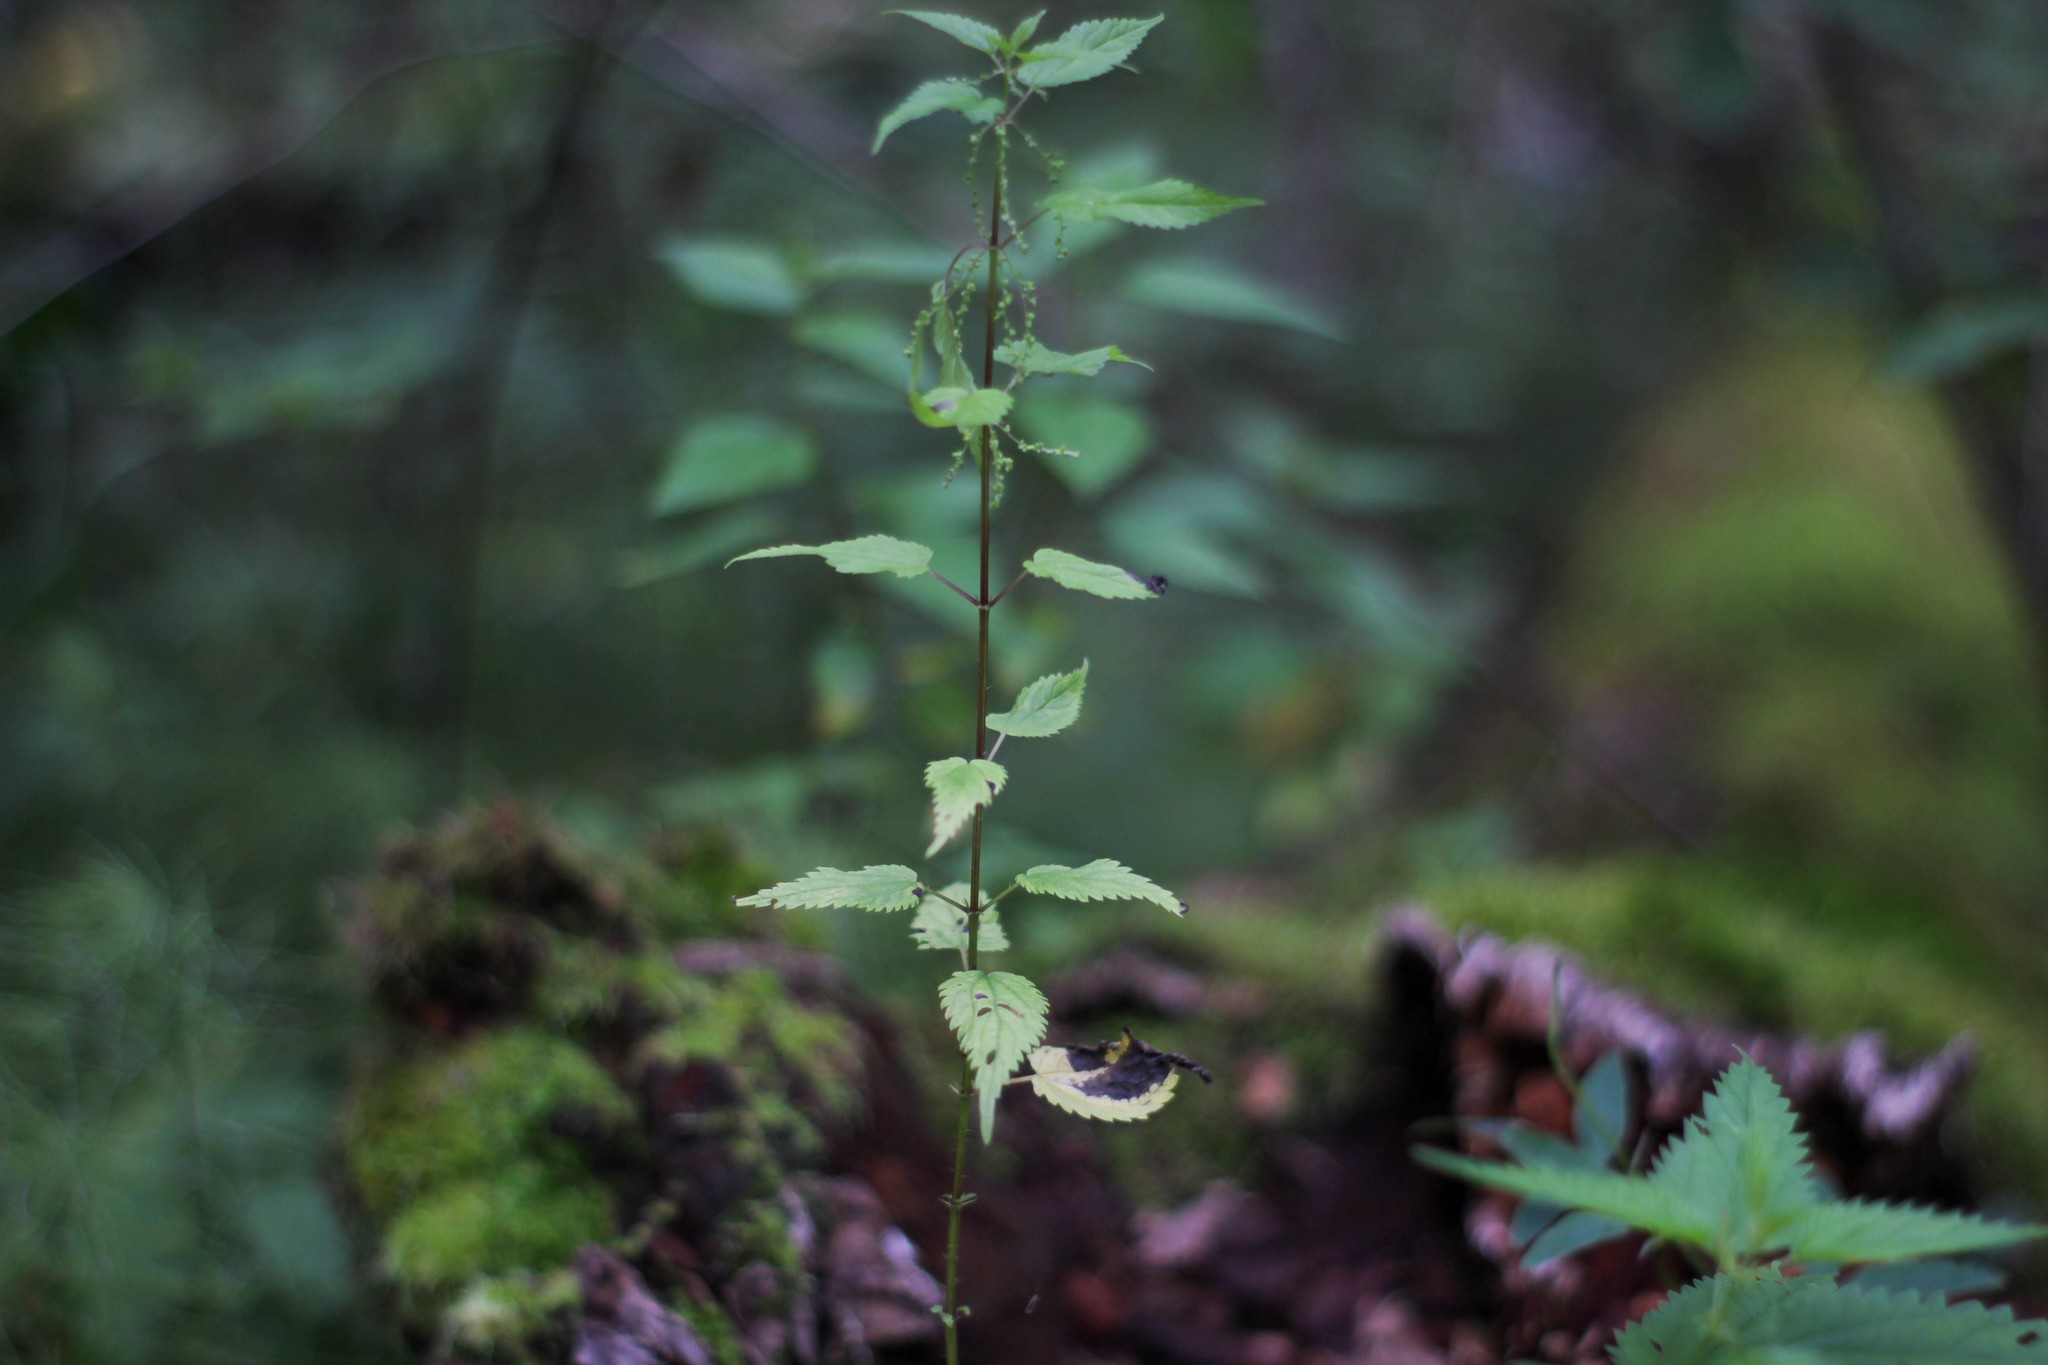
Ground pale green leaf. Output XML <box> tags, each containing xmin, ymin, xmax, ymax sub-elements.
<box><xmin>925</xmin><ymin>757</ymin><xmax>1007</xmax><ymax>856</ymax></box>
<box><xmin>910</xmin><ymin>890</ymin><xmax>1009</xmax><ymax>953</ymax></box>
<box><xmin>1412</xmin><ymin>1147</ymin><xmax>1701</xmax><ymax>1247</ymax></box>
<box><xmin>914</xmin><ymin>385</ymin><xmax>1012</xmax><ymax>429</ymax></box>
<box><xmin>1016</xmin><ymin>859</ymin><xmax>1183</xmax><ymax>915</ymax></box>
<box><xmin>793</xmin><ymin>312</ymin><xmax>909</xmax><ymax>388</ymax></box>
<box><xmin>1610</xmin><ymin>1268</ymin><xmax>2048</xmax><ymax>1365</ymax></box>
<box><xmin>1023</xmin><ymin>547</ymin><xmax>1164</xmax><ymax>599</ymax></box>
<box><xmin>651</xmin><ymin>415</ymin><xmax>815</xmax><ymax>516</ymax></box>
<box><xmin>813</xmin><ymin>241</ymin><xmax>958</xmax><ymax>285</ymax></box>
<box><xmin>1123</xmin><ymin>258</ymin><xmax>1343</xmax><ymax>339</ymax></box>
<box><xmin>1028</xmin><ymin>1032</ymin><xmax>1191</xmax><ymax>1123</ymax></box>
<box><xmin>1017</xmin><ymin>16</ymin><xmax>1162</xmax><ymax>88</ymax></box>
<box><xmin>659</xmin><ymin>238</ymin><xmax>804</xmax><ymax>315</ymax></box>
<box><xmin>1016</xmin><ymin>396</ymin><xmax>1153</xmax><ymax>498</ymax></box>
<box><xmin>940</xmin><ymin>970</ymin><xmax>1049</xmax><ymax>1142</ymax></box>
<box><xmin>890</xmin><ymin>10</ymin><xmax>1004</xmax><ymax>54</ymax></box>
<box><xmin>1043</xmin><ymin>179</ymin><xmax>1261</xmax><ymax>230</ymax></box>
<box><xmin>987</xmin><ymin>661</ymin><xmax>1088</xmax><ymax>738</ymax></box>
<box><xmin>726</xmin><ymin>535</ymin><xmax>934</xmax><ymax>577</ymax></box>
<box><xmin>873</xmin><ymin>79</ymin><xmax>1005</xmax><ymax>152</ymax></box>
<box><xmin>1643</xmin><ymin>1057</ymin><xmax>1819</xmax><ymax>1261</ymax></box>
<box><xmin>1779</xmin><ymin>1200</ymin><xmax>2046</xmax><ymax>1266</ymax></box>
<box><xmin>995</xmin><ymin>338</ymin><xmax>1150</xmax><ymax>377</ymax></box>
<box><xmin>1006</xmin><ymin>10</ymin><xmax>1045</xmax><ymax>50</ymax></box>
<box><xmin>735</xmin><ymin>864</ymin><xmax>920</xmax><ymax>911</ymax></box>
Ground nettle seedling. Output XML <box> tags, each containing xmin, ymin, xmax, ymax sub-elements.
<box><xmin>1416</xmin><ymin>1052</ymin><xmax>2048</xmax><ymax>1363</ymax></box>
<box><xmin>727</xmin><ymin>11</ymin><xmax>1252</xmax><ymax>1360</ymax></box>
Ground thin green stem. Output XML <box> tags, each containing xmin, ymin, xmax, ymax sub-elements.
<box><xmin>941</xmin><ymin>85</ymin><xmax>1009</xmax><ymax>1365</ymax></box>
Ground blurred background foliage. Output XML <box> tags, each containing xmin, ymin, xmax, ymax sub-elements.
<box><xmin>5</xmin><ymin>0</ymin><xmax>2048</xmax><ymax>1358</ymax></box>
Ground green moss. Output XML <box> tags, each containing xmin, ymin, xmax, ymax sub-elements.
<box><xmin>440</xmin><ymin>1269</ymin><xmax>580</xmax><ymax>1360</ymax></box>
<box><xmin>386</xmin><ymin>1169</ymin><xmax>610</xmax><ymax>1291</ymax></box>
<box><xmin>346</xmin><ymin>1027</ymin><xmax>635</xmax><ymax>1226</ymax></box>
<box><xmin>1425</xmin><ymin>858</ymin><xmax>2048</xmax><ymax>1201</ymax></box>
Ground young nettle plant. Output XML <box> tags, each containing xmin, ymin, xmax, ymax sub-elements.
<box><xmin>1417</xmin><ymin>1054</ymin><xmax>2048</xmax><ymax>1363</ymax></box>
<box><xmin>727</xmin><ymin>10</ymin><xmax>1251</xmax><ymax>1359</ymax></box>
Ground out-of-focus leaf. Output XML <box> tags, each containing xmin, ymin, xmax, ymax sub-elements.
<box><xmin>1016</xmin><ymin>394</ymin><xmax>1152</xmax><ymax>498</ymax></box>
<box><xmin>1043</xmin><ymin>179</ymin><xmax>1260</xmax><ymax>230</ymax></box>
<box><xmin>651</xmin><ymin>415</ymin><xmax>815</xmax><ymax>517</ymax></box>
<box><xmin>1123</xmin><ymin>258</ymin><xmax>1343</xmax><ymax>339</ymax></box>
<box><xmin>810</xmin><ymin>628</ymin><xmax>879</xmax><ymax>739</ymax></box>
<box><xmin>659</xmin><ymin>238</ymin><xmax>805</xmax><ymax>315</ymax></box>
<box><xmin>1105</xmin><ymin>476</ymin><xmax>1277</xmax><ymax>598</ymax></box>
<box><xmin>1885</xmin><ymin>299</ymin><xmax>2048</xmax><ymax>381</ymax></box>
<box><xmin>617</xmin><ymin>506</ymin><xmax>783</xmax><ymax>587</ymax></box>
<box><xmin>872</xmin><ymin>79</ymin><xmax>1004</xmax><ymax>153</ymax></box>
<box><xmin>815</xmin><ymin>242</ymin><xmax>960</xmax><ymax>285</ymax></box>
<box><xmin>795</xmin><ymin>312</ymin><xmax>910</xmax><ymax>388</ymax></box>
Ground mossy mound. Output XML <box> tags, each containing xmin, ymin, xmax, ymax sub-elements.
<box><xmin>340</xmin><ymin>804</ymin><xmax>885</xmax><ymax>1362</ymax></box>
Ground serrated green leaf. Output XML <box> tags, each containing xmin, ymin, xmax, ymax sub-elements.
<box><xmin>1645</xmin><ymin>1057</ymin><xmax>1820</xmax><ymax>1262</ymax></box>
<box><xmin>651</xmin><ymin>415</ymin><xmax>816</xmax><ymax>517</ymax></box>
<box><xmin>1123</xmin><ymin>257</ymin><xmax>1343</xmax><ymax>339</ymax></box>
<box><xmin>1023</xmin><ymin>547</ymin><xmax>1164</xmax><ymax>599</ymax></box>
<box><xmin>873</xmin><ymin>79</ymin><xmax>1005</xmax><ymax>153</ymax></box>
<box><xmin>925</xmin><ymin>757</ymin><xmax>1007</xmax><ymax>856</ymax></box>
<box><xmin>735</xmin><ymin>865</ymin><xmax>921</xmax><ymax>911</ymax></box>
<box><xmin>1017</xmin><ymin>16</ymin><xmax>1162</xmax><ymax>88</ymax></box>
<box><xmin>1016</xmin><ymin>859</ymin><xmax>1183</xmax><ymax>915</ymax></box>
<box><xmin>1043</xmin><ymin>179</ymin><xmax>1261</xmax><ymax>230</ymax></box>
<box><xmin>659</xmin><ymin>238</ymin><xmax>804</xmax><ymax>315</ymax></box>
<box><xmin>1780</xmin><ymin>1200</ymin><xmax>2046</xmax><ymax>1266</ymax></box>
<box><xmin>890</xmin><ymin>10</ymin><xmax>1006</xmax><ymax>54</ymax></box>
<box><xmin>1028</xmin><ymin>1031</ymin><xmax>1197</xmax><ymax>1124</ymax></box>
<box><xmin>1610</xmin><ymin>1268</ymin><xmax>2048</xmax><ymax>1365</ymax></box>
<box><xmin>996</xmin><ymin>338</ymin><xmax>1150</xmax><ymax>377</ymax></box>
<box><xmin>727</xmin><ymin>535</ymin><xmax>934</xmax><ymax>577</ymax></box>
<box><xmin>1006</xmin><ymin>10</ymin><xmax>1045</xmax><ymax>50</ymax></box>
<box><xmin>911</xmin><ymin>891</ymin><xmax>1009</xmax><ymax>953</ymax></box>
<box><xmin>987</xmin><ymin>661</ymin><xmax>1088</xmax><ymax>738</ymax></box>
<box><xmin>914</xmin><ymin>385</ymin><xmax>1012</xmax><ymax>429</ymax></box>
<box><xmin>940</xmin><ymin>970</ymin><xmax>1048</xmax><ymax>1142</ymax></box>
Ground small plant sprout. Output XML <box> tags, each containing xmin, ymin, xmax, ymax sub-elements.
<box><xmin>726</xmin><ymin>9</ymin><xmax>1252</xmax><ymax>1360</ymax></box>
<box><xmin>1415</xmin><ymin>1054</ymin><xmax>2048</xmax><ymax>1363</ymax></box>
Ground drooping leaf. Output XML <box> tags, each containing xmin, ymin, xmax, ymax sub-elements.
<box><xmin>911</xmin><ymin>889</ymin><xmax>1009</xmax><ymax>953</ymax></box>
<box><xmin>659</xmin><ymin>238</ymin><xmax>805</xmax><ymax>315</ymax></box>
<box><xmin>1043</xmin><ymin>179</ymin><xmax>1261</xmax><ymax>230</ymax></box>
<box><xmin>650</xmin><ymin>415</ymin><xmax>816</xmax><ymax>517</ymax></box>
<box><xmin>1028</xmin><ymin>1029</ymin><xmax>1209</xmax><ymax>1123</ymax></box>
<box><xmin>618</xmin><ymin>505</ymin><xmax>784</xmax><ymax>587</ymax></box>
<box><xmin>1123</xmin><ymin>257</ymin><xmax>1342</xmax><ymax>339</ymax></box>
<box><xmin>873</xmin><ymin>78</ymin><xmax>1005</xmax><ymax>152</ymax></box>
<box><xmin>924</xmin><ymin>757</ymin><xmax>1007</xmax><ymax>856</ymax></box>
<box><xmin>1023</xmin><ymin>547</ymin><xmax>1165</xmax><ymax>599</ymax></box>
<box><xmin>726</xmin><ymin>535</ymin><xmax>934</xmax><ymax>578</ymax></box>
<box><xmin>939</xmin><ymin>970</ymin><xmax>1049</xmax><ymax>1141</ymax></box>
<box><xmin>735</xmin><ymin>865</ymin><xmax>921</xmax><ymax>912</ymax></box>
<box><xmin>1610</xmin><ymin>1268</ymin><xmax>2048</xmax><ymax>1365</ymax></box>
<box><xmin>1885</xmin><ymin>298</ymin><xmax>2048</xmax><ymax>381</ymax></box>
<box><xmin>1017</xmin><ymin>16</ymin><xmax>1162</xmax><ymax>88</ymax></box>
<box><xmin>1016</xmin><ymin>859</ymin><xmax>1183</xmax><ymax>915</ymax></box>
<box><xmin>913</xmin><ymin>385</ymin><xmax>1013</xmax><ymax>429</ymax></box>
<box><xmin>987</xmin><ymin>661</ymin><xmax>1088</xmax><ymax>738</ymax></box>
<box><xmin>996</xmin><ymin>338</ymin><xmax>1150</xmax><ymax>377</ymax></box>
<box><xmin>890</xmin><ymin>10</ymin><xmax>1005</xmax><ymax>54</ymax></box>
